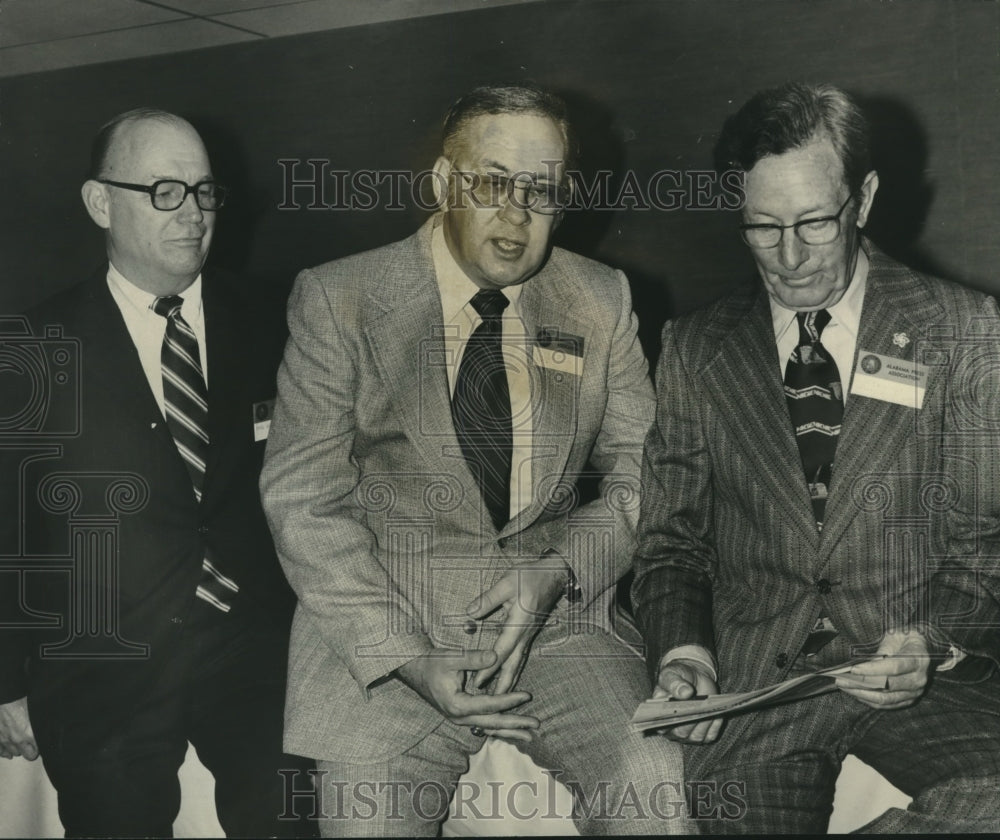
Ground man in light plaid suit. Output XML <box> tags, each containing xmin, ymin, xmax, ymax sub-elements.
<box><xmin>633</xmin><ymin>81</ymin><xmax>1000</xmax><ymax>833</ymax></box>
<box><xmin>261</xmin><ymin>84</ymin><xmax>690</xmax><ymax>836</ymax></box>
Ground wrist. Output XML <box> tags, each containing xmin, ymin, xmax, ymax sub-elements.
<box><xmin>660</xmin><ymin>645</ymin><xmax>718</xmax><ymax>683</ymax></box>
<box><xmin>539</xmin><ymin>547</ymin><xmax>581</xmax><ymax>603</ymax></box>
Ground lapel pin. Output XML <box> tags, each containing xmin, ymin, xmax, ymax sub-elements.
<box><xmin>892</xmin><ymin>332</ymin><xmax>909</xmax><ymax>349</ymax></box>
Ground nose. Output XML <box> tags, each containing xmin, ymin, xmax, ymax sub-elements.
<box><xmin>177</xmin><ymin>190</ymin><xmax>205</xmax><ymax>222</ymax></box>
<box><xmin>777</xmin><ymin>227</ymin><xmax>807</xmax><ymax>271</ymax></box>
<box><xmin>497</xmin><ymin>185</ymin><xmax>531</xmax><ymax>226</ymax></box>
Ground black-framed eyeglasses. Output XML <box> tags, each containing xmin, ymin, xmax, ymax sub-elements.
<box><xmin>451</xmin><ymin>169</ymin><xmax>570</xmax><ymax>216</ymax></box>
<box><xmin>739</xmin><ymin>193</ymin><xmax>854</xmax><ymax>248</ymax></box>
<box><xmin>98</xmin><ymin>179</ymin><xmax>228</xmax><ymax>211</ymax></box>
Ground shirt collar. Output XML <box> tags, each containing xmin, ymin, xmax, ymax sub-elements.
<box><xmin>431</xmin><ymin>218</ymin><xmax>523</xmax><ymax>326</ymax></box>
<box><xmin>107</xmin><ymin>262</ymin><xmax>203</xmax><ymax>319</ymax></box>
<box><xmin>769</xmin><ymin>245</ymin><xmax>869</xmax><ymax>342</ymax></box>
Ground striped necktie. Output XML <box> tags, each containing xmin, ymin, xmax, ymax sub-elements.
<box><xmin>152</xmin><ymin>295</ymin><xmax>238</xmax><ymax>613</ymax></box>
<box><xmin>784</xmin><ymin>309</ymin><xmax>843</xmax><ymax>528</ymax></box>
<box><xmin>451</xmin><ymin>289</ymin><xmax>512</xmax><ymax>531</ymax></box>
<box><xmin>784</xmin><ymin>309</ymin><xmax>842</xmax><ymax>658</ymax></box>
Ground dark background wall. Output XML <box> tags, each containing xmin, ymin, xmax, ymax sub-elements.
<box><xmin>2</xmin><ymin>0</ymin><xmax>997</xmax><ymax>357</ymax></box>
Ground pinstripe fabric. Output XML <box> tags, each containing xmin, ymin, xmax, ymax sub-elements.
<box><xmin>451</xmin><ymin>289</ymin><xmax>512</xmax><ymax>530</ymax></box>
<box><xmin>633</xmin><ymin>241</ymin><xmax>1000</xmax><ymax>832</ymax></box>
<box><xmin>679</xmin><ymin>669</ymin><xmax>1000</xmax><ymax>833</ymax></box>
<box><xmin>153</xmin><ymin>295</ymin><xmax>238</xmax><ymax>613</ymax></box>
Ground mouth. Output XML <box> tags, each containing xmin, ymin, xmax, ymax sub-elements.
<box><xmin>491</xmin><ymin>237</ymin><xmax>527</xmax><ymax>259</ymax></box>
<box><xmin>778</xmin><ymin>272</ymin><xmax>818</xmax><ymax>287</ymax></box>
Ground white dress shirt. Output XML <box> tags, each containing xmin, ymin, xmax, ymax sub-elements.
<box><xmin>106</xmin><ymin>263</ymin><xmax>208</xmax><ymax>418</ymax></box>
<box><xmin>771</xmin><ymin>247</ymin><xmax>869</xmax><ymax>398</ymax></box>
<box><xmin>431</xmin><ymin>221</ymin><xmax>534</xmax><ymax>521</ymax></box>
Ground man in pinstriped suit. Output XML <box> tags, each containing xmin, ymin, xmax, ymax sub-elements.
<box><xmin>633</xmin><ymin>82</ymin><xmax>1000</xmax><ymax>833</ymax></box>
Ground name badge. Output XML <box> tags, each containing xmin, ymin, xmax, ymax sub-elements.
<box><xmin>850</xmin><ymin>351</ymin><xmax>927</xmax><ymax>409</ymax></box>
<box><xmin>533</xmin><ymin>329</ymin><xmax>584</xmax><ymax>375</ymax></box>
<box><xmin>532</xmin><ymin>345</ymin><xmax>583</xmax><ymax>376</ymax></box>
<box><xmin>253</xmin><ymin>399</ymin><xmax>275</xmax><ymax>442</ymax></box>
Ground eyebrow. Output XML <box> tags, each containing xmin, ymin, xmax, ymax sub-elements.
<box><xmin>479</xmin><ymin>159</ymin><xmax>511</xmax><ymax>173</ymax></box>
<box><xmin>477</xmin><ymin>159</ymin><xmax>557</xmax><ymax>182</ymax></box>
<box><xmin>150</xmin><ymin>174</ymin><xmax>213</xmax><ymax>182</ymax></box>
<box><xmin>744</xmin><ymin>204</ymin><xmax>833</xmax><ymax>224</ymax></box>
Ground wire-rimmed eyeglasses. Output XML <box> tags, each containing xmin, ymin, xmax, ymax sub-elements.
<box><xmin>739</xmin><ymin>193</ymin><xmax>854</xmax><ymax>248</ymax></box>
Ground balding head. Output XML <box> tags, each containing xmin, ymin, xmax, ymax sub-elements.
<box><xmin>81</xmin><ymin>110</ymin><xmax>216</xmax><ymax>296</ymax></box>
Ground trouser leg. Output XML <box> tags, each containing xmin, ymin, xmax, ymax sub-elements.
<box><xmin>515</xmin><ymin>620</ymin><xmax>693</xmax><ymax>835</ymax></box>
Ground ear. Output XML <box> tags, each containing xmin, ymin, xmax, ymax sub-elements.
<box><xmin>855</xmin><ymin>170</ymin><xmax>879</xmax><ymax>229</ymax></box>
<box><xmin>431</xmin><ymin>156</ymin><xmax>452</xmax><ymax>212</ymax></box>
<box><xmin>81</xmin><ymin>180</ymin><xmax>111</xmax><ymax>230</ymax></box>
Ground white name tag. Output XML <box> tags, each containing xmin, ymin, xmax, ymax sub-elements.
<box><xmin>532</xmin><ymin>344</ymin><xmax>582</xmax><ymax>376</ymax></box>
<box><xmin>253</xmin><ymin>399</ymin><xmax>275</xmax><ymax>442</ymax></box>
<box><xmin>850</xmin><ymin>351</ymin><xmax>927</xmax><ymax>409</ymax></box>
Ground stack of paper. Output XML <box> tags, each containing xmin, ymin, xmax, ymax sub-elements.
<box><xmin>630</xmin><ymin>660</ymin><xmax>863</xmax><ymax>732</ymax></box>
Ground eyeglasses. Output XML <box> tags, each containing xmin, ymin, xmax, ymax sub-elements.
<box><xmin>98</xmin><ymin>179</ymin><xmax>228</xmax><ymax>211</ymax></box>
<box><xmin>739</xmin><ymin>193</ymin><xmax>854</xmax><ymax>249</ymax></box>
<box><xmin>452</xmin><ymin>169</ymin><xmax>570</xmax><ymax>216</ymax></box>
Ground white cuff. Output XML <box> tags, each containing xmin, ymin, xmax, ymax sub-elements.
<box><xmin>660</xmin><ymin>645</ymin><xmax>718</xmax><ymax>683</ymax></box>
<box><xmin>934</xmin><ymin>644</ymin><xmax>967</xmax><ymax>672</ymax></box>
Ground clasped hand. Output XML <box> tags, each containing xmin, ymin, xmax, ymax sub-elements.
<box><xmin>395</xmin><ymin>556</ymin><xmax>568</xmax><ymax>743</ymax></box>
<box><xmin>465</xmin><ymin>556</ymin><xmax>569</xmax><ymax>696</ymax></box>
<box><xmin>0</xmin><ymin>697</ymin><xmax>39</xmax><ymax>760</ymax></box>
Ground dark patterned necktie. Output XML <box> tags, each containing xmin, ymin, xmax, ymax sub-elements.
<box><xmin>784</xmin><ymin>309</ymin><xmax>843</xmax><ymax>658</ymax></box>
<box><xmin>784</xmin><ymin>309</ymin><xmax>843</xmax><ymax>528</ymax></box>
<box><xmin>153</xmin><ymin>295</ymin><xmax>238</xmax><ymax>613</ymax></box>
<box><xmin>451</xmin><ymin>289</ymin><xmax>512</xmax><ymax>530</ymax></box>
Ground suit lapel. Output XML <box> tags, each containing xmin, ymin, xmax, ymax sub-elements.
<box><xmin>85</xmin><ymin>272</ymin><xmax>181</xmax><ymax>454</ymax></box>
<box><xmin>819</xmin><ymin>245</ymin><xmax>945</xmax><ymax>557</ymax></box>
<box><xmin>56</xmin><ymin>273</ymin><xmax>195</xmax><ymax>508</ymax></box>
<box><xmin>702</xmin><ymin>286</ymin><xmax>820</xmax><ymax>546</ymax></box>
<box><xmin>364</xmin><ymin>225</ymin><xmax>594</xmax><ymax>536</ymax></box>
<box><xmin>364</xmin><ymin>222</ymin><xmax>486</xmax><ymax>523</ymax></box>
<box><xmin>502</xmin><ymin>262</ymin><xmax>587</xmax><ymax>536</ymax></box>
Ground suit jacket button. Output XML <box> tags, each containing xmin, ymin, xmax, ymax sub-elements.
<box><xmin>498</xmin><ymin>537</ymin><xmax>508</xmax><ymax>549</ymax></box>
<box><xmin>463</xmin><ymin>619</ymin><xmax>478</xmax><ymax>635</ymax></box>
<box><xmin>537</xmin><ymin>329</ymin><xmax>553</xmax><ymax>348</ymax></box>
<box><xmin>816</xmin><ymin>578</ymin><xmax>832</xmax><ymax>595</ymax></box>
<box><xmin>775</xmin><ymin>653</ymin><xmax>788</xmax><ymax>668</ymax></box>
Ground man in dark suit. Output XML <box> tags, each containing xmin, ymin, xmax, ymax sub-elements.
<box><xmin>0</xmin><ymin>109</ymin><xmax>311</xmax><ymax>836</ymax></box>
<box><xmin>633</xmin><ymin>82</ymin><xmax>1000</xmax><ymax>833</ymax></box>
<box><xmin>261</xmin><ymin>84</ymin><xmax>690</xmax><ymax>836</ymax></box>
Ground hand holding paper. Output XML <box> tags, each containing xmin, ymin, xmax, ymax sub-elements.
<box><xmin>834</xmin><ymin>629</ymin><xmax>930</xmax><ymax>710</ymax></box>
<box><xmin>654</xmin><ymin>658</ymin><xmax>723</xmax><ymax>744</ymax></box>
<box><xmin>632</xmin><ymin>659</ymin><xmax>866</xmax><ymax>734</ymax></box>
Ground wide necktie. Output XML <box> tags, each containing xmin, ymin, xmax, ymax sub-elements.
<box><xmin>784</xmin><ymin>309</ymin><xmax>843</xmax><ymax>658</ymax></box>
<box><xmin>784</xmin><ymin>309</ymin><xmax>843</xmax><ymax>528</ymax></box>
<box><xmin>451</xmin><ymin>289</ymin><xmax>512</xmax><ymax>531</ymax></box>
<box><xmin>152</xmin><ymin>295</ymin><xmax>238</xmax><ymax>613</ymax></box>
